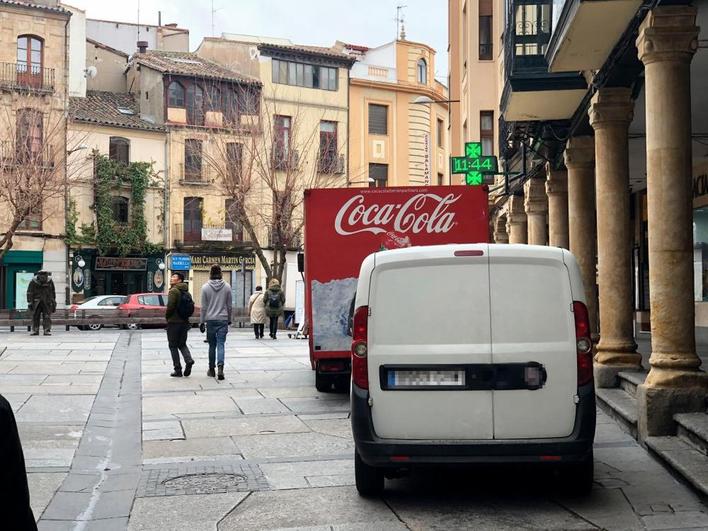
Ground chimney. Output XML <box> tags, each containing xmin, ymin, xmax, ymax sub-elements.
<box><xmin>137</xmin><ymin>41</ymin><xmax>148</xmax><ymax>54</ymax></box>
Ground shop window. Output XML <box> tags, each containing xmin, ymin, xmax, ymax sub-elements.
<box><xmin>369</xmin><ymin>163</ymin><xmax>388</xmax><ymax>188</ymax></box>
<box><xmin>109</xmin><ymin>137</ymin><xmax>130</xmax><ymax>165</ymax></box>
<box><xmin>417</xmin><ymin>58</ymin><xmax>427</xmax><ymax>84</ymax></box>
<box><xmin>111</xmin><ymin>196</ymin><xmax>129</xmax><ymax>224</ymax></box>
<box><xmin>368</xmin><ymin>104</ymin><xmax>388</xmax><ymax>135</ymax></box>
<box><xmin>694</xmin><ymin>207</ymin><xmax>708</xmax><ymax>301</ymax></box>
<box><xmin>168</xmin><ymin>81</ymin><xmax>185</xmax><ymax>107</ymax></box>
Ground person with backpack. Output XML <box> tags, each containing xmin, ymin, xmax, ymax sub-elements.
<box><xmin>165</xmin><ymin>272</ymin><xmax>195</xmax><ymax>378</ymax></box>
<box><xmin>265</xmin><ymin>278</ymin><xmax>286</xmax><ymax>339</ymax></box>
<box><xmin>200</xmin><ymin>264</ymin><xmax>232</xmax><ymax>380</ymax></box>
<box><xmin>248</xmin><ymin>285</ymin><xmax>266</xmax><ymax>339</ymax></box>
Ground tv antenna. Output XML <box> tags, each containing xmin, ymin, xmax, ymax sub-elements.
<box><xmin>211</xmin><ymin>0</ymin><xmax>223</xmax><ymax>37</ymax></box>
<box><xmin>395</xmin><ymin>5</ymin><xmax>407</xmax><ymax>40</ymax></box>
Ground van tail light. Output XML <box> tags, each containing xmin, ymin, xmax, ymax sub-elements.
<box><xmin>573</xmin><ymin>301</ymin><xmax>593</xmax><ymax>387</ymax></box>
<box><xmin>351</xmin><ymin>305</ymin><xmax>369</xmax><ymax>390</ymax></box>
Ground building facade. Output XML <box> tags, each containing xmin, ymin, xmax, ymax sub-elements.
<box><xmin>0</xmin><ymin>0</ymin><xmax>71</xmax><ymax>309</ymax></box>
<box><xmin>343</xmin><ymin>37</ymin><xmax>450</xmax><ymax>188</ymax></box>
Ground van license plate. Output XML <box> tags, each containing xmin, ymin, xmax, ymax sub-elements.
<box><xmin>387</xmin><ymin>369</ymin><xmax>466</xmax><ymax>388</ymax></box>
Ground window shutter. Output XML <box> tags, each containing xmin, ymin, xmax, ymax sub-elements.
<box><xmin>368</xmin><ymin>104</ymin><xmax>388</xmax><ymax>135</ymax></box>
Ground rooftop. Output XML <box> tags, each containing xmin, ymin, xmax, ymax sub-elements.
<box><xmin>130</xmin><ymin>50</ymin><xmax>260</xmax><ymax>84</ymax></box>
<box><xmin>0</xmin><ymin>0</ymin><xmax>71</xmax><ymax>15</ymax></box>
<box><xmin>70</xmin><ymin>91</ymin><xmax>165</xmax><ymax>132</ymax></box>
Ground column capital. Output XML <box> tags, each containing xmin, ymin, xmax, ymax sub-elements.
<box><xmin>637</xmin><ymin>6</ymin><xmax>698</xmax><ymax>66</ymax></box>
<box><xmin>564</xmin><ymin>136</ymin><xmax>595</xmax><ymax>170</ymax></box>
<box><xmin>545</xmin><ymin>164</ymin><xmax>568</xmax><ymax>196</ymax></box>
<box><xmin>505</xmin><ymin>194</ymin><xmax>526</xmax><ymax>225</ymax></box>
<box><xmin>588</xmin><ymin>88</ymin><xmax>634</xmax><ymax>130</ymax></box>
<box><xmin>524</xmin><ymin>177</ymin><xmax>548</xmax><ymax>215</ymax></box>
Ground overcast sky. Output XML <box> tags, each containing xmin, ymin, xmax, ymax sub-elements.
<box><xmin>66</xmin><ymin>0</ymin><xmax>449</xmax><ymax>81</ymax></box>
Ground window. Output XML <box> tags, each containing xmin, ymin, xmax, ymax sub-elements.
<box><xmin>437</xmin><ymin>119</ymin><xmax>444</xmax><ymax>148</ymax></box>
<box><xmin>225</xmin><ymin>198</ymin><xmax>242</xmax><ymax>242</ymax></box>
<box><xmin>168</xmin><ymin>81</ymin><xmax>185</xmax><ymax>107</ymax></box>
<box><xmin>18</xmin><ymin>200</ymin><xmax>41</xmax><ymax>230</ymax></box>
<box><xmin>437</xmin><ymin>172</ymin><xmax>444</xmax><ymax>186</ymax></box>
<box><xmin>186</xmin><ymin>84</ymin><xmax>204</xmax><ymax>125</ymax></box>
<box><xmin>514</xmin><ymin>2</ymin><xmax>552</xmax><ymax>56</ymax></box>
<box><xmin>480</xmin><ymin>111</ymin><xmax>494</xmax><ymax>155</ymax></box>
<box><xmin>138</xmin><ymin>294</ymin><xmax>161</xmax><ymax>306</ymax></box>
<box><xmin>462</xmin><ymin>5</ymin><xmax>468</xmax><ymax>70</ymax></box>
<box><xmin>183</xmin><ymin>197</ymin><xmax>203</xmax><ymax>242</ymax></box>
<box><xmin>479</xmin><ymin>0</ymin><xmax>493</xmax><ymax>60</ymax></box>
<box><xmin>207</xmin><ymin>86</ymin><xmax>221</xmax><ymax>112</ymax></box>
<box><xmin>98</xmin><ymin>296</ymin><xmax>126</xmax><ymax>306</ymax></box>
<box><xmin>368</xmin><ymin>104</ymin><xmax>388</xmax><ymax>135</ymax></box>
<box><xmin>319</xmin><ymin>121</ymin><xmax>338</xmax><ymax>173</ymax></box>
<box><xmin>226</xmin><ymin>142</ymin><xmax>243</xmax><ymax>180</ymax></box>
<box><xmin>111</xmin><ymin>196</ymin><xmax>129</xmax><ymax>224</ymax></box>
<box><xmin>109</xmin><ymin>137</ymin><xmax>130</xmax><ymax>165</ymax></box>
<box><xmin>17</xmin><ymin>35</ymin><xmax>43</xmax><ymax>87</ymax></box>
<box><xmin>417</xmin><ymin>58</ymin><xmax>427</xmax><ymax>84</ymax></box>
<box><xmin>369</xmin><ymin>163</ymin><xmax>388</xmax><ymax>188</ymax></box>
<box><xmin>223</xmin><ymin>89</ymin><xmax>238</xmax><ymax>125</ymax></box>
<box><xmin>16</xmin><ymin>108</ymin><xmax>42</xmax><ymax>161</ymax></box>
<box><xmin>272</xmin><ymin>59</ymin><xmax>337</xmax><ymax>91</ymax></box>
<box><xmin>273</xmin><ymin>115</ymin><xmax>291</xmax><ymax>169</ymax></box>
<box><xmin>184</xmin><ymin>139</ymin><xmax>202</xmax><ymax>181</ymax></box>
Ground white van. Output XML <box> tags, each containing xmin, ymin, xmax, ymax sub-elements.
<box><xmin>350</xmin><ymin>244</ymin><xmax>596</xmax><ymax>496</ymax></box>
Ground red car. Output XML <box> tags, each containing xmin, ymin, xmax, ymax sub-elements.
<box><xmin>118</xmin><ymin>292</ymin><xmax>200</xmax><ymax>329</ymax></box>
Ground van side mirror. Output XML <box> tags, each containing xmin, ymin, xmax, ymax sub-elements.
<box><xmin>297</xmin><ymin>252</ymin><xmax>304</xmax><ymax>273</ymax></box>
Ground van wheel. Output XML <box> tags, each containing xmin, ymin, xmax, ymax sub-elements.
<box><xmin>355</xmin><ymin>450</ymin><xmax>384</xmax><ymax>497</ymax></box>
<box><xmin>315</xmin><ymin>371</ymin><xmax>332</xmax><ymax>392</ymax></box>
<box><xmin>87</xmin><ymin>323</ymin><xmax>103</xmax><ymax>331</ymax></box>
<box><xmin>127</xmin><ymin>322</ymin><xmax>140</xmax><ymax>330</ymax></box>
<box><xmin>559</xmin><ymin>452</ymin><xmax>593</xmax><ymax>496</ymax></box>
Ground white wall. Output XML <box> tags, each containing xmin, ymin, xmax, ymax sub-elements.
<box><xmin>64</xmin><ymin>4</ymin><xmax>87</xmax><ymax>97</ymax></box>
<box><xmin>86</xmin><ymin>20</ymin><xmax>157</xmax><ymax>56</ymax></box>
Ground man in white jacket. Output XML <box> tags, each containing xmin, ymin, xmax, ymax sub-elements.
<box><xmin>200</xmin><ymin>264</ymin><xmax>232</xmax><ymax>380</ymax></box>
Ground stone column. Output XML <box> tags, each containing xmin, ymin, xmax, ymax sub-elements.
<box><xmin>524</xmin><ymin>177</ymin><xmax>548</xmax><ymax>245</ymax></box>
<box><xmin>506</xmin><ymin>195</ymin><xmax>527</xmax><ymax>244</ymax></box>
<box><xmin>588</xmin><ymin>87</ymin><xmax>641</xmax><ymax>387</ymax></box>
<box><xmin>545</xmin><ymin>164</ymin><xmax>569</xmax><ymax>249</ymax></box>
<box><xmin>636</xmin><ymin>6</ymin><xmax>707</xmax><ymax>437</ymax></box>
<box><xmin>564</xmin><ymin>136</ymin><xmax>599</xmax><ymax>341</ymax></box>
<box><xmin>494</xmin><ymin>214</ymin><xmax>509</xmax><ymax>244</ymax></box>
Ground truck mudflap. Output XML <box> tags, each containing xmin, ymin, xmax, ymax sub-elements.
<box><xmin>351</xmin><ymin>383</ymin><xmax>596</xmax><ymax>467</ymax></box>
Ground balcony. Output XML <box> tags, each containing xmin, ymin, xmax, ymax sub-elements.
<box><xmin>173</xmin><ymin>222</ymin><xmax>247</xmax><ymax>249</ymax></box>
<box><xmin>318</xmin><ymin>153</ymin><xmax>345</xmax><ymax>175</ymax></box>
<box><xmin>272</xmin><ymin>149</ymin><xmax>300</xmax><ymax>172</ymax></box>
<box><xmin>500</xmin><ymin>0</ymin><xmax>587</xmax><ymax>123</ymax></box>
<box><xmin>178</xmin><ymin>163</ymin><xmax>213</xmax><ymax>185</ymax></box>
<box><xmin>0</xmin><ymin>62</ymin><xmax>54</xmax><ymax>93</ymax></box>
<box><xmin>0</xmin><ymin>141</ymin><xmax>55</xmax><ymax>169</ymax></box>
<box><xmin>546</xmin><ymin>0</ymin><xmax>642</xmax><ymax>73</ymax></box>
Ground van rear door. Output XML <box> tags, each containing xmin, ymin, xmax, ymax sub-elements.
<box><xmin>488</xmin><ymin>246</ymin><xmax>577</xmax><ymax>439</ymax></box>
<box><xmin>367</xmin><ymin>245</ymin><xmax>493</xmax><ymax>440</ymax></box>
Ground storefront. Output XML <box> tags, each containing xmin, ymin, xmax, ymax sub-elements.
<box><xmin>0</xmin><ymin>249</ymin><xmax>43</xmax><ymax>309</ymax></box>
<box><xmin>693</xmin><ymin>161</ymin><xmax>708</xmax><ymax>339</ymax></box>
<box><xmin>71</xmin><ymin>250</ymin><xmax>166</xmax><ymax>299</ymax></box>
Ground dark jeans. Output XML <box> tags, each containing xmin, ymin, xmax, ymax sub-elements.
<box><xmin>0</xmin><ymin>394</ymin><xmax>37</xmax><ymax>530</ymax></box>
<box><xmin>31</xmin><ymin>303</ymin><xmax>51</xmax><ymax>333</ymax></box>
<box><xmin>166</xmin><ymin>322</ymin><xmax>193</xmax><ymax>371</ymax></box>
<box><xmin>253</xmin><ymin>323</ymin><xmax>264</xmax><ymax>338</ymax></box>
<box><xmin>207</xmin><ymin>320</ymin><xmax>228</xmax><ymax>368</ymax></box>
<box><xmin>269</xmin><ymin>315</ymin><xmax>279</xmax><ymax>338</ymax></box>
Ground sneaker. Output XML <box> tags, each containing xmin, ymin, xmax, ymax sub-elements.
<box><xmin>207</xmin><ymin>367</ymin><xmax>215</xmax><ymax>377</ymax></box>
<box><xmin>183</xmin><ymin>360</ymin><xmax>194</xmax><ymax>377</ymax></box>
<box><xmin>170</xmin><ymin>370</ymin><xmax>183</xmax><ymax>377</ymax></box>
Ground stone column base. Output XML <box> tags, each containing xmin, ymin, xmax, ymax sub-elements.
<box><xmin>594</xmin><ymin>363</ymin><xmax>643</xmax><ymax>388</ymax></box>
<box><xmin>638</xmin><ymin>383</ymin><xmax>707</xmax><ymax>438</ymax></box>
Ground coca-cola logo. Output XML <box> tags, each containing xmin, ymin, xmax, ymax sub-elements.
<box><xmin>334</xmin><ymin>193</ymin><xmax>460</xmax><ymax>236</ymax></box>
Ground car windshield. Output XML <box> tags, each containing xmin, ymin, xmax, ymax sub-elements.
<box><xmin>77</xmin><ymin>296</ymin><xmax>99</xmax><ymax>305</ymax></box>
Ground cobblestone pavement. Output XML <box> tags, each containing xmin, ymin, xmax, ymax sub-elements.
<box><xmin>0</xmin><ymin>328</ymin><xmax>706</xmax><ymax>530</ymax></box>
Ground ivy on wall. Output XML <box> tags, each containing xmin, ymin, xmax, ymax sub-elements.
<box><xmin>66</xmin><ymin>153</ymin><xmax>163</xmax><ymax>257</ymax></box>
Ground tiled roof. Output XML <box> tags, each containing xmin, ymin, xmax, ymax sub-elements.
<box><xmin>0</xmin><ymin>0</ymin><xmax>71</xmax><ymax>15</ymax></box>
<box><xmin>258</xmin><ymin>42</ymin><xmax>356</xmax><ymax>65</ymax></box>
<box><xmin>86</xmin><ymin>38</ymin><xmax>129</xmax><ymax>58</ymax></box>
<box><xmin>131</xmin><ymin>50</ymin><xmax>259</xmax><ymax>84</ymax></box>
<box><xmin>70</xmin><ymin>91</ymin><xmax>165</xmax><ymax>132</ymax></box>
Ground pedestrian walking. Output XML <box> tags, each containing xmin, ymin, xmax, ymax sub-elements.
<box><xmin>26</xmin><ymin>270</ymin><xmax>56</xmax><ymax>336</ymax></box>
<box><xmin>248</xmin><ymin>286</ymin><xmax>266</xmax><ymax>339</ymax></box>
<box><xmin>0</xmin><ymin>394</ymin><xmax>38</xmax><ymax>530</ymax></box>
<box><xmin>200</xmin><ymin>264</ymin><xmax>232</xmax><ymax>380</ymax></box>
<box><xmin>165</xmin><ymin>272</ymin><xmax>195</xmax><ymax>378</ymax></box>
<box><xmin>265</xmin><ymin>278</ymin><xmax>285</xmax><ymax>339</ymax></box>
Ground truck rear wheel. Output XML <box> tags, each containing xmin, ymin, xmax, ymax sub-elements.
<box><xmin>355</xmin><ymin>450</ymin><xmax>384</xmax><ymax>497</ymax></box>
<box><xmin>315</xmin><ymin>371</ymin><xmax>333</xmax><ymax>392</ymax></box>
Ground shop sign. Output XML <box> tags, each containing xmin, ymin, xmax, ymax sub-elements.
<box><xmin>423</xmin><ymin>132</ymin><xmax>431</xmax><ymax>186</ymax></box>
<box><xmin>202</xmin><ymin>228</ymin><xmax>233</xmax><ymax>241</ymax></box>
<box><xmin>95</xmin><ymin>257</ymin><xmax>147</xmax><ymax>271</ymax></box>
<box><xmin>169</xmin><ymin>254</ymin><xmax>192</xmax><ymax>271</ymax></box>
<box><xmin>191</xmin><ymin>254</ymin><xmax>256</xmax><ymax>271</ymax></box>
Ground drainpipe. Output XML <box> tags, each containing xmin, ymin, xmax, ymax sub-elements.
<box><xmin>163</xmin><ymin>135</ymin><xmax>170</xmax><ymax>279</ymax></box>
<box><xmin>63</xmin><ymin>14</ymin><xmax>71</xmax><ymax>307</ymax></box>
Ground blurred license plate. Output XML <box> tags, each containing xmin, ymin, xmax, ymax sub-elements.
<box><xmin>387</xmin><ymin>369</ymin><xmax>466</xmax><ymax>388</ymax></box>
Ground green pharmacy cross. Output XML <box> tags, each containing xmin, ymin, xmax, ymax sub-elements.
<box><xmin>450</xmin><ymin>142</ymin><xmax>499</xmax><ymax>185</ymax></box>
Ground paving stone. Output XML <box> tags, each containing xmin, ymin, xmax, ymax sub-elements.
<box><xmin>234</xmin><ymin>397</ymin><xmax>290</xmax><ymax>415</ymax></box>
<box><xmin>16</xmin><ymin>395</ymin><xmax>95</xmax><ymax>423</ymax></box>
<box><xmin>129</xmin><ymin>492</ymin><xmax>247</xmax><ymax>531</ymax></box>
<box><xmin>302</xmin><ymin>418</ymin><xmax>352</xmax><ymax>439</ymax></box>
<box><xmin>27</xmin><ymin>472</ymin><xmax>66</xmax><ymax>520</ymax></box>
<box><xmin>280</xmin><ymin>396</ymin><xmax>350</xmax><ymax>414</ymax></box>
<box><xmin>642</xmin><ymin>510</ymin><xmax>708</xmax><ymax>530</ymax></box>
<box><xmin>142</xmin><ymin>393</ymin><xmax>238</xmax><ymax>416</ymax></box>
<box><xmin>143</xmin><ymin>437</ymin><xmax>240</xmax><ymax>460</ymax></box>
<box><xmin>182</xmin><ymin>415</ymin><xmax>309</xmax><ymax>438</ymax></box>
<box><xmin>261</xmin><ymin>459</ymin><xmax>353</xmax><ymax>490</ymax></box>
<box><xmin>25</xmin><ymin>448</ymin><xmax>77</xmax><ymax>468</ymax></box>
<box><xmin>558</xmin><ymin>486</ymin><xmax>644</xmax><ymax>530</ymax></box>
<box><xmin>236</xmin><ymin>431</ymin><xmax>355</xmax><ymax>460</ymax></box>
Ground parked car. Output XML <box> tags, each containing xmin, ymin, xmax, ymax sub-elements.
<box><xmin>350</xmin><ymin>244</ymin><xmax>596</xmax><ymax>497</ymax></box>
<box><xmin>118</xmin><ymin>292</ymin><xmax>200</xmax><ymax>329</ymax></box>
<box><xmin>70</xmin><ymin>295</ymin><xmax>126</xmax><ymax>331</ymax></box>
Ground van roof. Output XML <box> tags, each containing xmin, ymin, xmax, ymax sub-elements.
<box><xmin>373</xmin><ymin>243</ymin><xmax>565</xmax><ymax>266</ymax></box>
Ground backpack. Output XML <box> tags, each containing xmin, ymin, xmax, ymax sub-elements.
<box><xmin>176</xmin><ymin>290</ymin><xmax>195</xmax><ymax>320</ymax></box>
<box><xmin>267</xmin><ymin>290</ymin><xmax>281</xmax><ymax>310</ymax></box>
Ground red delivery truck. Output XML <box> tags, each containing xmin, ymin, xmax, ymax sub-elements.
<box><xmin>303</xmin><ymin>185</ymin><xmax>489</xmax><ymax>392</ymax></box>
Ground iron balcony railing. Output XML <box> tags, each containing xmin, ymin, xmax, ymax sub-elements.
<box><xmin>0</xmin><ymin>140</ymin><xmax>55</xmax><ymax>169</ymax></box>
<box><xmin>0</xmin><ymin>62</ymin><xmax>54</xmax><ymax>92</ymax></box>
<box><xmin>318</xmin><ymin>153</ymin><xmax>345</xmax><ymax>175</ymax></box>
<box><xmin>178</xmin><ymin>162</ymin><xmax>214</xmax><ymax>184</ymax></box>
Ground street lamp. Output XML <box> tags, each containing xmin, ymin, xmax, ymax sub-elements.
<box><xmin>64</xmin><ymin>144</ymin><xmax>88</xmax><ymax>305</ymax></box>
<box><xmin>412</xmin><ymin>95</ymin><xmax>460</xmax><ymax>105</ymax></box>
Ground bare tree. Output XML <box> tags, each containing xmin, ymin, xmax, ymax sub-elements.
<box><xmin>202</xmin><ymin>86</ymin><xmax>347</xmax><ymax>283</ymax></box>
<box><xmin>0</xmin><ymin>92</ymin><xmax>85</xmax><ymax>257</ymax></box>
